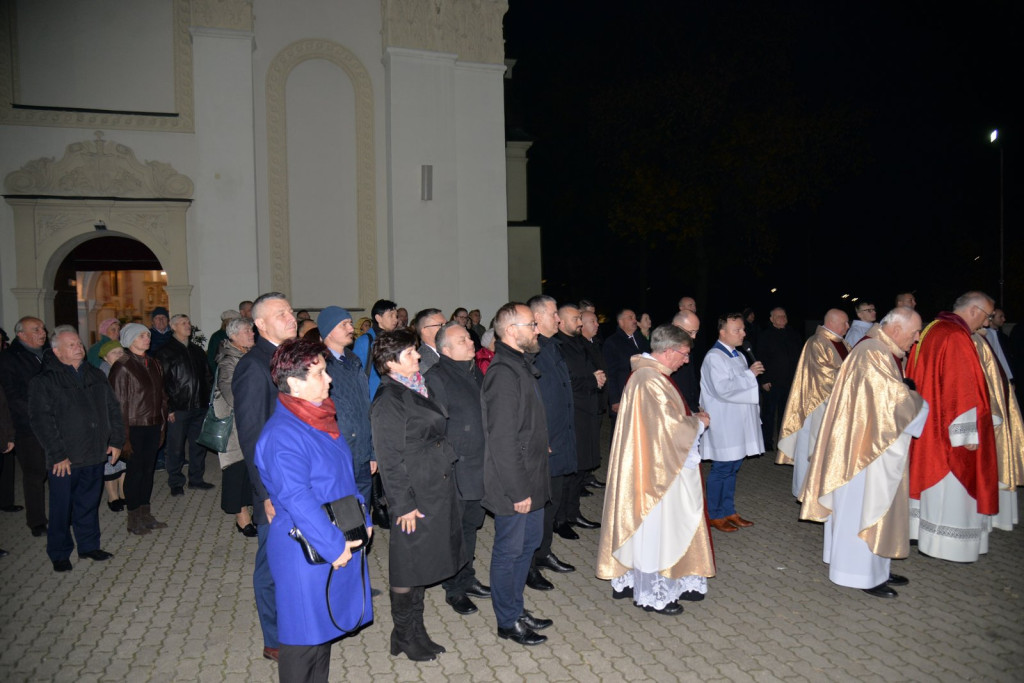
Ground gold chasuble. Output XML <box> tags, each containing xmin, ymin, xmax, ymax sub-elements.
<box><xmin>974</xmin><ymin>331</ymin><xmax>1024</xmax><ymax>491</ymax></box>
<box><xmin>777</xmin><ymin>325</ymin><xmax>850</xmax><ymax>466</ymax></box>
<box><xmin>596</xmin><ymin>355</ymin><xmax>714</xmax><ymax>580</ymax></box>
<box><xmin>800</xmin><ymin>327</ymin><xmax>923</xmax><ymax>558</ymax></box>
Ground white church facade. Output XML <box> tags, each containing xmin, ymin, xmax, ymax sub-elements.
<box><xmin>0</xmin><ymin>0</ymin><xmax>533</xmax><ymax>340</ymax></box>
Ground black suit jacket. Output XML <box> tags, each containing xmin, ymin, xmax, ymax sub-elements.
<box><xmin>232</xmin><ymin>336</ymin><xmax>278</xmax><ymax>524</ymax></box>
<box><xmin>603</xmin><ymin>329</ymin><xmax>648</xmax><ymax>407</ymax></box>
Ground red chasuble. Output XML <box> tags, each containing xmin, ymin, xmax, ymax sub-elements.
<box><xmin>906</xmin><ymin>315</ymin><xmax>998</xmax><ymax>514</ymax></box>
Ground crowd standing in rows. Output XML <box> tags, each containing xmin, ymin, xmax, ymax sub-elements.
<box><xmin>0</xmin><ymin>288</ymin><xmax>1021</xmax><ymax>683</ymax></box>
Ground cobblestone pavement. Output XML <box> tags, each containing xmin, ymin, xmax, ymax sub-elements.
<box><xmin>1</xmin><ymin>450</ymin><xmax>1021</xmax><ymax>682</ymax></box>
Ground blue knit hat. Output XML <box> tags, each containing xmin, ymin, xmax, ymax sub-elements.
<box><xmin>317</xmin><ymin>307</ymin><xmax>352</xmax><ymax>335</ymax></box>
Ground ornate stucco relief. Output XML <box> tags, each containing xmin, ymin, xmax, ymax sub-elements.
<box><xmin>265</xmin><ymin>39</ymin><xmax>377</xmax><ymax>303</ymax></box>
<box><xmin>4</xmin><ymin>132</ymin><xmax>195</xmax><ymax>199</ymax></box>
<box><xmin>381</xmin><ymin>0</ymin><xmax>508</xmax><ymax>65</ymax></box>
<box><xmin>0</xmin><ymin>0</ymin><xmax>195</xmax><ymax>132</ymax></box>
<box><xmin>191</xmin><ymin>0</ymin><xmax>253</xmax><ymax>31</ymax></box>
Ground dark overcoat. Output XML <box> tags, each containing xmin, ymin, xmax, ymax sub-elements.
<box><xmin>370</xmin><ymin>376</ymin><xmax>463</xmax><ymax>586</ymax></box>
<box><xmin>556</xmin><ymin>332</ymin><xmax>603</xmax><ymax>472</ymax></box>
<box><xmin>534</xmin><ymin>334</ymin><xmax>577</xmax><ymax>476</ymax></box>
<box><xmin>424</xmin><ymin>356</ymin><xmax>485</xmax><ymax>500</ymax></box>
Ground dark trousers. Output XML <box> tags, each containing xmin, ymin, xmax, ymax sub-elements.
<box><xmin>0</xmin><ymin>451</ymin><xmax>15</xmax><ymax>507</ymax></box>
<box><xmin>278</xmin><ymin>643</ymin><xmax>331</xmax><ymax>683</ymax></box>
<box><xmin>353</xmin><ymin>459</ymin><xmax>372</xmax><ymax>505</ymax></box>
<box><xmin>255</xmin><ymin>521</ymin><xmax>280</xmax><ymax>648</ymax></box>
<box><xmin>442</xmin><ymin>498</ymin><xmax>486</xmax><ymax>597</ymax></box>
<box><xmin>124</xmin><ymin>425</ymin><xmax>161</xmax><ymax>511</ymax></box>
<box><xmin>15</xmin><ymin>434</ymin><xmax>48</xmax><ymax>528</ymax></box>
<box><xmin>563</xmin><ymin>469</ymin><xmax>589</xmax><ymax>520</ymax></box>
<box><xmin>534</xmin><ymin>474</ymin><xmax>566</xmax><ymax>560</ymax></box>
<box><xmin>165</xmin><ymin>407</ymin><xmax>208</xmax><ymax>488</ymax></box>
<box><xmin>760</xmin><ymin>386</ymin><xmax>789</xmax><ymax>450</ymax></box>
<box><xmin>47</xmin><ymin>462</ymin><xmax>104</xmax><ymax>561</ymax></box>
<box><xmin>706</xmin><ymin>459</ymin><xmax>744</xmax><ymax>519</ymax></box>
<box><xmin>491</xmin><ymin>509</ymin><xmax>543</xmax><ymax>629</ymax></box>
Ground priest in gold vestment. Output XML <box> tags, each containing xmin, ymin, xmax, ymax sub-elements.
<box><xmin>596</xmin><ymin>325</ymin><xmax>713</xmax><ymax>616</ymax></box>
<box><xmin>777</xmin><ymin>309</ymin><xmax>851</xmax><ymax>499</ymax></box>
<box><xmin>974</xmin><ymin>329</ymin><xmax>1023</xmax><ymax>531</ymax></box>
<box><xmin>800</xmin><ymin>307</ymin><xmax>928</xmax><ymax>598</ymax></box>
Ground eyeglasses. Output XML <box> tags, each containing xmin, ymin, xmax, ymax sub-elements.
<box><xmin>683</xmin><ymin>328</ymin><xmax>699</xmax><ymax>337</ymax></box>
<box><xmin>511</xmin><ymin>322</ymin><xmax>538</xmax><ymax>328</ymax></box>
<box><xmin>422</xmin><ymin>323</ymin><xmax>444</xmax><ymax>329</ymax></box>
<box><xmin>667</xmin><ymin>348</ymin><xmax>691</xmax><ymax>359</ymax></box>
<box><xmin>972</xmin><ymin>305</ymin><xmax>996</xmax><ymax>322</ymax></box>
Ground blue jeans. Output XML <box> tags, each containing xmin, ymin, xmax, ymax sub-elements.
<box><xmin>706</xmin><ymin>459</ymin><xmax>743</xmax><ymax>519</ymax></box>
<box><xmin>255</xmin><ymin>522</ymin><xmax>279</xmax><ymax>648</ymax></box>
<box><xmin>47</xmin><ymin>462</ymin><xmax>104</xmax><ymax>561</ymax></box>
<box><xmin>490</xmin><ymin>509</ymin><xmax>543</xmax><ymax>629</ymax></box>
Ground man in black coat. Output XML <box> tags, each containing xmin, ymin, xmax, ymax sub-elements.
<box><xmin>670</xmin><ymin>309</ymin><xmax>702</xmax><ymax>411</ymax></box>
<box><xmin>153</xmin><ymin>314</ymin><xmax>213</xmax><ymax>495</ymax></box>
<box><xmin>603</xmin><ymin>308</ymin><xmax>650</xmax><ymax>418</ymax></box>
<box><xmin>555</xmin><ymin>304</ymin><xmax>605</xmax><ymax>532</ymax></box>
<box><xmin>0</xmin><ymin>316</ymin><xmax>50</xmax><ymax>534</ymax></box>
<box><xmin>756</xmin><ymin>307</ymin><xmax>802</xmax><ymax>450</ymax></box>
<box><xmin>232</xmin><ymin>292</ymin><xmax>297</xmax><ymax>662</ymax></box>
<box><xmin>482</xmin><ymin>302</ymin><xmax>553</xmax><ymax>647</ymax></box>
<box><xmin>28</xmin><ymin>327</ymin><xmax>123</xmax><ymax>571</ymax></box>
<box><xmin>425</xmin><ymin>321</ymin><xmax>491</xmax><ymax>616</ymax></box>
<box><xmin>527</xmin><ymin>295</ymin><xmax>577</xmax><ymax>589</ymax></box>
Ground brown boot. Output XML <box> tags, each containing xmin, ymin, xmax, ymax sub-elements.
<box><xmin>139</xmin><ymin>505</ymin><xmax>167</xmax><ymax>530</ymax></box>
<box><xmin>127</xmin><ymin>508</ymin><xmax>151</xmax><ymax>535</ymax></box>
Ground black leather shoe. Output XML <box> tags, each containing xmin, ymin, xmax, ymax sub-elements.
<box><xmin>570</xmin><ymin>515</ymin><xmax>601</xmax><ymax>530</ymax></box>
<box><xmin>236</xmin><ymin>522</ymin><xmax>258</xmax><ymax>537</ymax></box>
<box><xmin>170</xmin><ymin>486</ymin><xmax>185</xmax><ymax>497</ymax></box>
<box><xmin>465</xmin><ymin>580</ymin><xmax>491</xmax><ymax>598</ymax></box>
<box><xmin>79</xmin><ymin>549</ymin><xmax>113</xmax><ymax>561</ymax></box>
<box><xmin>588</xmin><ymin>480</ymin><xmax>606</xmax><ymax>489</ymax></box>
<box><xmin>555</xmin><ymin>523</ymin><xmax>580</xmax><ymax>540</ymax></box>
<box><xmin>31</xmin><ymin>524</ymin><xmax>47</xmax><ymax>537</ymax></box>
<box><xmin>520</xmin><ymin>609</ymin><xmax>553</xmax><ymax>630</ymax></box>
<box><xmin>1</xmin><ymin>504</ymin><xmax>24</xmax><ymax>512</ymax></box>
<box><xmin>107</xmin><ymin>499</ymin><xmax>125</xmax><ymax>512</ymax></box>
<box><xmin>887</xmin><ymin>573</ymin><xmax>909</xmax><ymax>586</ymax></box>
<box><xmin>612</xmin><ymin>586</ymin><xmax>633</xmax><ymax>600</ymax></box>
<box><xmin>535</xmin><ymin>553</ymin><xmax>575</xmax><ymax>573</ymax></box>
<box><xmin>863</xmin><ymin>583</ymin><xmax>898</xmax><ymax>598</ymax></box>
<box><xmin>189</xmin><ymin>481</ymin><xmax>215</xmax><ymax>490</ymax></box>
<box><xmin>497</xmin><ymin>620</ymin><xmax>547</xmax><ymax>646</ymax></box>
<box><xmin>446</xmin><ymin>594</ymin><xmax>478</xmax><ymax>615</ymax></box>
<box><xmin>0</xmin><ymin>547</ymin><xmax>8</xmax><ymax>558</ymax></box>
<box><xmin>637</xmin><ymin>601</ymin><xmax>683</xmax><ymax>615</ymax></box>
<box><xmin>526</xmin><ymin>568</ymin><xmax>554</xmax><ymax>591</ymax></box>
<box><xmin>52</xmin><ymin>559</ymin><xmax>73</xmax><ymax>572</ymax></box>
<box><xmin>579</xmin><ymin>488</ymin><xmax>594</xmax><ymax>497</ymax></box>
<box><xmin>679</xmin><ymin>590</ymin><xmax>705</xmax><ymax>602</ymax></box>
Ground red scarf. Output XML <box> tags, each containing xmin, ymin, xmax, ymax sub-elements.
<box><xmin>279</xmin><ymin>393</ymin><xmax>340</xmax><ymax>438</ymax></box>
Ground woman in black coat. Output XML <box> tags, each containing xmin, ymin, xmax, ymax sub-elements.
<box><xmin>370</xmin><ymin>329</ymin><xmax>463</xmax><ymax>662</ymax></box>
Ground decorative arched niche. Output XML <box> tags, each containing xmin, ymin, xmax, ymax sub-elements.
<box><xmin>3</xmin><ymin>132</ymin><xmax>194</xmax><ymax>327</ymax></box>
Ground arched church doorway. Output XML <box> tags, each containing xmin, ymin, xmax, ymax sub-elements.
<box><xmin>52</xmin><ymin>235</ymin><xmax>167</xmax><ymax>345</ymax></box>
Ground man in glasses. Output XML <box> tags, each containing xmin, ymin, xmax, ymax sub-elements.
<box><xmin>413</xmin><ymin>308</ymin><xmax>446</xmax><ymax>375</ymax></box>
<box><xmin>777</xmin><ymin>309</ymin><xmax>851</xmax><ymax>499</ymax></box>
<box><xmin>846</xmin><ymin>300</ymin><xmax>877</xmax><ymax>347</ymax></box>
<box><xmin>671</xmin><ymin>309</ymin><xmax>702</xmax><ymax>415</ymax></box>
<box><xmin>906</xmin><ymin>291</ymin><xmax>999</xmax><ymax>563</ymax></box>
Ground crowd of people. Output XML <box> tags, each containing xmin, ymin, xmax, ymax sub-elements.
<box><xmin>0</xmin><ymin>288</ymin><xmax>1021</xmax><ymax>682</ymax></box>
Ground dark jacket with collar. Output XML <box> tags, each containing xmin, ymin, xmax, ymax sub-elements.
<box><xmin>424</xmin><ymin>355</ymin><xmax>485</xmax><ymax>500</ymax></box>
<box><xmin>28</xmin><ymin>355</ymin><xmax>124</xmax><ymax>468</ymax></box>
<box><xmin>757</xmin><ymin>325</ymin><xmax>802</xmax><ymax>389</ymax></box>
<box><xmin>0</xmin><ymin>338</ymin><xmax>46</xmax><ymax>435</ymax></box>
<box><xmin>232</xmin><ymin>336</ymin><xmax>278</xmax><ymax>523</ymax></box>
<box><xmin>534</xmin><ymin>333</ymin><xmax>577</xmax><ymax>476</ymax></box>
<box><xmin>603</xmin><ymin>328</ymin><xmax>649</xmax><ymax>407</ymax></box>
<box><xmin>325</xmin><ymin>348</ymin><xmax>375</xmax><ymax>469</ymax></box>
<box><xmin>481</xmin><ymin>341</ymin><xmax>551</xmax><ymax>515</ymax></box>
<box><xmin>557</xmin><ymin>331</ymin><xmax>604</xmax><ymax>471</ymax></box>
<box><xmin>153</xmin><ymin>336</ymin><xmax>212</xmax><ymax>412</ymax></box>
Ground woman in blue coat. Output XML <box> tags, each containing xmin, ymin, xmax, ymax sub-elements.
<box><xmin>256</xmin><ymin>339</ymin><xmax>372</xmax><ymax>683</ymax></box>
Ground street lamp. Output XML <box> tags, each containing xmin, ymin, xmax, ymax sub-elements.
<box><xmin>990</xmin><ymin>129</ymin><xmax>1004</xmax><ymax>306</ymax></box>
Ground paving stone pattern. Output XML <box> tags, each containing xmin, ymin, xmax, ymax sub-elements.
<box><xmin>0</xmin><ymin>448</ymin><xmax>1021</xmax><ymax>682</ymax></box>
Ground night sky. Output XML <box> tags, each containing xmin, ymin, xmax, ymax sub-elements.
<box><xmin>503</xmin><ymin>1</ymin><xmax>1021</xmax><ymax>329</ymax></box>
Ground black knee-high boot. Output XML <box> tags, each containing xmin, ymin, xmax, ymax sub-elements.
<box><xmin>410</xmin><ymin>586</ymin><xmax>446</xmax><ymax>654</ymax></box>
<box><xmin>389</xmin><ymin>590</ymin><xmax>436</xmax><ymax>661</ymax></box>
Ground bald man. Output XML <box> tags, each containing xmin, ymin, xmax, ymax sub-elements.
<box><xmin>777</xmin><ymin>309</ymin><xmax>851</xmax><ymax>498</ymax></box>
<box><xmin>671</xmin><ymin>310</ymin><xmax>702</xmax><ymax>410</ymax></box>
<box><xmin>756</xmin><ymin>307</ymin><xmax>802</xmax><ymax>451</ymax></box>
<box><xmin>678</xmin><ymin>297</ymin><xmax>697</xmax><ymax>314</ymax></box>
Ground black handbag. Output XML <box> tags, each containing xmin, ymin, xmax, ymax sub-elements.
<box><xmin>370</xmin><ymin>471</ymin><xmax>391</xmax><ymax>529</ymax></box>
<box><xmin>196</xmin><ymin>367</ymin><xmax>233</xmax><ymax>452</ymax></box>
<box><xmin>289</xmin><ymin>495</ymin><xmax>369</xmax><ymax>565</ymax></box>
